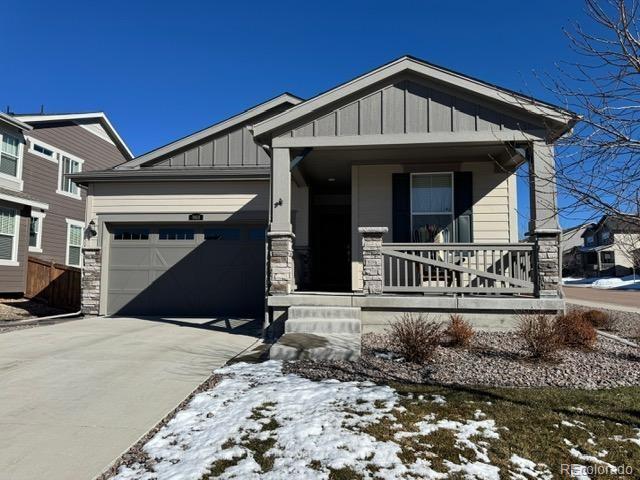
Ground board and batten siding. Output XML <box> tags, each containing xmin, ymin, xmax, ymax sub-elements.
<box><xmin>22</xmin><ymin>122</ymin><xmax>128</xmax><ymax>266</ymax></box>
<box><xmin>145</xmin><ymin>104</ymin><xmax>295</xmax><ymax>169</ymax></box>
<box><xmin>350</xmin><ymin>162</ymin><xmax>517</xmax><ymax>290</ymax></box>
<box><xmin>279</xmin><ymin>76</ymin><xmax>542</xmax><ymax>140</ymax></box>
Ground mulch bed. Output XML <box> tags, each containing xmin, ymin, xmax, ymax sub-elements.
<box><xmin>284</xmin><ymin>331</ymin><xmax>640</xmax><ymax>389</ymax></box>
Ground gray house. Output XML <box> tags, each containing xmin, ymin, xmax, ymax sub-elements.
<box><xmin>72</xmin><ymin>56</ymin><xmax>577</xmax><ymax>334</ymax></box>
<box><xmin>0</xmin><ymin>111</ymin><xmax>131</xmax><ymax>294</ymax></box>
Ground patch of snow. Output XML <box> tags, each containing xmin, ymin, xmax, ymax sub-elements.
<box><xmin>473</xmin><ymin>409</ymin><xmax>487</xmax><ymax>420</ymax></box>
<box><xmin>509</xmin><ymin>454</ymin><xmax>552</xmax><ymax>480</ymax></box>
<box><xmin>569</xmin><ymin>448</ymin><xmax>617</xmax><ymax>473</ymax></box>
<box><xmin>563</xmin><ymin>275</ymin><xmax>640</xmax><ymax>290</ymax></box>
<box><xmin>563</xmin><ymin>438</ymin><xmax>575</xmax><ymax>447</ymax></box>
<box><xmin>444</xmin><ymin>459</ymin><xmax>500</xmax><ymax>480</ymax></box>
<box><xmin>431</xmin><ymin>395</ymin><xmax>446</xmax><ymax>404</ymax></box>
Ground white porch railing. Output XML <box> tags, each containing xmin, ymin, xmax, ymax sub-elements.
<box><xmin>381</xmin><ymin>243</ymin><xmax>535</xmax><ymax>294</ymax></box>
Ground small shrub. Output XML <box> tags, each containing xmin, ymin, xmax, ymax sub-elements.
<box><xmin>517</xmin><ymin>314</ymin><xmax>561</xmax><ymax>359</ymax></box>
<box><xmin>554</xmin><ymin>311</ymin><xmax>597</xmax><ymax>350</ymax></box>
<box><xmin>445</xmin><ymin>314</ymin><xmax>474</xmax><ymax>348</ymax></box>
<box><xmin>581</xmin><ymin>309</ymin><xmax>614</xmax><ymax>330</ymax></box>
<box><xmin>388</xmin><ymin>313</ymin><xmax>443</xmax><ymax>363</ymax></box>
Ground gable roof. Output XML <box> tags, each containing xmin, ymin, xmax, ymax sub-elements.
<box><xmin>253</xmin><ymin>55</ymin><xmax>578</xmax><ymax>139</ymax></box>
<box><xmin>582</xmin><ymin>214</ymin><xmax>640</xmax><ymax>236</ymax></box>
<box><xmin>0</xmin><ymin>111</ymin><xmax>33</xmax><ymax>132</ymax></box>
<box><xmin>116</xmin><ymin>93</ymin><xmax>302</xmax><ymax>170</ymax></box>
<box><xmin>13</xmin><ymin>112</ymin><xmax>133</xmax><ymax>159</ymax></box>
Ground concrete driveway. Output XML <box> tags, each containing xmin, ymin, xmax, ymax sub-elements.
<box><xmin>0</xmin><ymin>316</ymin><xmax>261</xmax><ymax>480</ymax></box>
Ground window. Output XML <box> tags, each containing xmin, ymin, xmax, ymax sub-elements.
<box><xmin>601</xmin><ymin>229</ymin><xmax>611</xmax><ymax>242</ymax></box>
<box><xmin>66</xmin><ymin>220</ymin><xmax>84</xmax><ymax>267</ymax></box>
<box><xmin>159</xmin><ymin>228</ymin><xmax>194</xmax><ymax>240</ymax></box>
<box><xmin>58</xmin><ymin>155</ymin><xmax>82</xmax><ymax>197</ymax></box>
<box><xmin>31</xmin><ymin>142</ymin><xmax>56</xmax><ymax>160</ymax></box>
<box><xmin>411</xmin><ymin>173</ymin><xmax>454</xmax><ymax>242</ymax></box>
<box><xmin>1</xmin><ymin>134</ymin><xmax>20</xmax><ymax>178</ymax></box>
<box><xmin>0</xmin><ymin>207</ymin><xmax>18</xmax><ymax>264</ymax></box>
<box><xmin>204</xmin><ymin>228</ymin><xmax>241</xmax><ymax>241</ymax></box>
<box><xmin>113</xmin><ymin>228</ymin><xmax>149</xmax><ymax>241</ymax></box>
<box><xmin>585</xmin><ymin>235</ymin><xmax>594</xmax><ymax>246</ymax></box>
<box><xmin>601</xmin><ymin>251</ymin><xmax>615</xmax><ymax>264</ymax></box>
<box><xmin>28</xmin><ymin>213</ymin><xmax>45</xmax><ymax>252</ymax></box>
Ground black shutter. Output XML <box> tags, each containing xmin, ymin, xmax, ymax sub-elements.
<box><xmin>454</xmin><ymin>171</ymin><xmax>473</xmax><ymax>243</ymax></box>
<box><xmin>392</xmin><ymin>173</ymin><xmax>411</xmax><ymax>242</ymax></box>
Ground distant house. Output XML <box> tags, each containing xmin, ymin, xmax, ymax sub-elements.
<box><xmin>573</xmin><ymin>215</ymin><xmax>640</xmax><ymax>277</ymax></box>
<box><xmin>0</xmin><ymin>111</ymin><xmax>131</xmax><ymax>295</ymax></box>
<box><xmin>561</xmin><ymin>223</ymin><xmax>594</xmax><ymax>276</ymax></box>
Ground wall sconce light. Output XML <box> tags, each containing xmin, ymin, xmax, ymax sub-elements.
<box><xmin>88</xmin><ymin>219</ymin><xmax>97</xmax><ymax>237</ymax></box>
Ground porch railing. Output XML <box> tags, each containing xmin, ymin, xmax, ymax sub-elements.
<box><xmin>381</xmin><ymin>243</ymin><xmax>535</xmax><ymax>294</ymax></box>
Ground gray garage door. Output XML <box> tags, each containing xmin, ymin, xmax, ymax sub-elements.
<box><xmin>107</xmin><ymin>224</ymin><xmax>266</xmax><ymax>316</ymax></box>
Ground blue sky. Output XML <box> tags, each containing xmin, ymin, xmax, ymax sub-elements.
<box><xmin>4</xmin><ymin>0</ymin><xmax>592</xmax><ymax>233</ymax></box>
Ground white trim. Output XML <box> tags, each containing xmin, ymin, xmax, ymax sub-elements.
<box><xmin>253</xmin><ymin>56</ymin><xmax>576</xmax><ymax>137</ymax></box>
<box><xmin>56</xmin><ymin>152</ymin><xmax>84</xmax><ymax>200</ymax></box>
<box><xmin>0</xmin><ymin>131</ymin><xmax>25</xmax><ymax>192</ymax></box>
<box><xmin>0</xmin><ymin>192</ymin><xmax>49</xmax><ymax>210</ymax></box>
<box><xmin>15</xmin><ymin>112</ymin><xmax>133</xmax><ymax>159</ymax></box>
<box><xmin>26</xmin><ymin>136</ymin><xmax>59</xmax><ymax>163</ymax></box>
<box><xmin>410</xmin><ymin>172</ymin><xmax>455</xmax><ymax>242</ymax></box>
<box><xmin>0</xmin><ymin>112</ymin><xmax>32</xmax><ymax>131</ymax></box>
<box><xmin>118</xmin><ymin>93</ymin><xmax>303</xmax><ymax>169</ymax></box>
<box><xmin>28</xmin><ymin>211</ymin><xmax>46</xmax><ymax>253</ymax></box>
<box><xmin>65</xmin><ymin>218</ymin><xmax>85</xmax><ymax>267</ymax></box>
<box><xmin>0</xmin><ymin>207</ymin><xmax>20</xmax><ymax>266</ymax></box>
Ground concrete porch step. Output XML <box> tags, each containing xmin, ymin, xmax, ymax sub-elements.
<box><xmin>285</xmin><ymin>305</ymin><xmax>362</xmax><ymax>334</ymax></box>
<box><xmin>269</xmin><ymin>332</ymin><xmax>361</xmax><ymax>361</ymax></box>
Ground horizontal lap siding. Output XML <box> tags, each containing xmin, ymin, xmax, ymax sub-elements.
<box><xmin>22</xmin><ymin>122</ymin><xmax>128</xmax><ymax>266</ymax></box>
<box><xmin>281</xmin><ymin>76</ymin><xmax>541</xmax><ymax>139</ymax></box>
<box><xmin>91</xmin><ymin>181</ymin><xmax>270</xmax><ymax>214</ymax></box>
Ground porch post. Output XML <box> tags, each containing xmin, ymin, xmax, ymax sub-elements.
<box><xmin>268</xmin><ymin>147</ymin><xmax>294</xmax><ymax>295</ymax></box>
<box><xmin>528</xmin><ymin>141</ymin><xmax>561</xmax><ymax>297</ymax></box>
<box><xmin>359</xmin><ymin>227</ymin><xmax>388</xmax><ymax>295</ymax></box>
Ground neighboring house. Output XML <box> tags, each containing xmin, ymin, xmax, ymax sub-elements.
<box><xmin>0</xmin><ymin>111</ymin><xmax>132</xmax><ymax>295</ymax></box>
<box><xmin>579</xmin><ymin>214</ymin><xmax>640</xmax><ymax>277</ymax></box>
<box><xmin>71</xmin><ymin>56</ymin><xmax>578</xmax><ymax>333</ymax></box>
<box><xmin>561</xmin><ymin>223</ymin><xmax>594</xmax><ymax>276</ymax></box>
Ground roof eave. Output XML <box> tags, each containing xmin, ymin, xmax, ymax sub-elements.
<box><xmin>69</xmin><ymin>167</ymin><xmax>270</xmax><ymax>185</ymax></box>
<box><xmin>0</xmin><ymin>112</ymin><xmax>33</xmax><ymax>132</ymax></box>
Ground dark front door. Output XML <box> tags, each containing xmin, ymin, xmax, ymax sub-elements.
<box><xmin>310</xmin><ymin>203</ymin><xmax>351</xmax><ymax>291</ymax></box>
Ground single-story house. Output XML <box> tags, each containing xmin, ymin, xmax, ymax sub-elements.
<box><xmin>71</xmin><ymin>56</ymin><xmax>578</xmax><ymax>334</ymax></box>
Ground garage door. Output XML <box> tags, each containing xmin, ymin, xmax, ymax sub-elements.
<box><xmin>107</xmin><ymin>224</ymin><xmax>266</xmax><ymax>316</ymax></box>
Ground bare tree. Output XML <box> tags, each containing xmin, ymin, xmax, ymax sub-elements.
<box><xmin>544</xmin><ymin>0</ymin><xmax>640</xmax><ymax>221</ymax></box>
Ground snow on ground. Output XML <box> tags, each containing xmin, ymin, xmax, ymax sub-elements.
<box><xmin>109</xmin><ymin>361</ymin><xmax>624</xmax><ymax>480</ymax></box>
<box><xmin>563</xmin><ymin>275</ymin><xmax>640</xmax><ymax>290</ymax></box>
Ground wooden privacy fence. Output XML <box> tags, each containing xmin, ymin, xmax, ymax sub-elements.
<box><xmin>26</xmin><ymin>257</ymin><xmax>81</xmax><ymax>310</ymax></box>
<box><xmin>381</xmin><ymin>243</ymin><xmax>535</xmax><ymax>294</ymax></box>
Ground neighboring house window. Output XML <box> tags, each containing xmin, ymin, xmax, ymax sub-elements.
<box><xmin>66</xmin><ymin>219</ymin><xmax>84</xmax><ymax>267</ymax></box>
<box><xmin>0</xmin><ymin>207</ymin><xmax>19</xmax><ymax>265</ymax></box>
<box><xmin>585</xmin><ymin>235</ymin><xmax>594</xmax><ymax>246</ymax></box>
<box><xmin>411</xmin><ymin>173</ymin><xmax>454</xmax><ymax>242</ymax></box>
<box><xmin>28</xmin><ymin>212</ymin><xmax>45</xmax><ymax>253</ymax></box>
<box><xmin>27</xmin><ymin>138</ymin><xmax>58</xmax><ymax>161</ymax></box>
<box><xmin>601</xmin><ymin>251</ymin><xmax>615</xmax><ymax>264</ymax></box>
<box><xmin>601</xmin><ymin>229</ymin><xmax>611</xmax><ymax>242</ymax></box>
<box><xmin>1</xmin><ymin>134</ymin><xmax>20</xmax><ymax>177</ymax></box>
<box><xmin>58</xmin><ymin>155</ymin><xmax>82</xmax><ymax>198</ymax></box>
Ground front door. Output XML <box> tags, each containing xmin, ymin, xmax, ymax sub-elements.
<box><xmin>310</xmin><ymin>202</ymin><xmax>351</xmax><ymax>291</ymax></box>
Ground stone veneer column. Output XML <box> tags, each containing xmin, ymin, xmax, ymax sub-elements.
<box><xmin>268</xmin><ymin>232</ymin><xmax>295</xmax><ymax>295</ymax></box>
<box><xmin>533</xmin><ymin>232</ymin><xmax>561</xmax><ymax>297</ymax></box>
<box><xmin>81</xmin><ymin>247</ymin><xmax>102</xmax><ymax>315</ymax></box>
<box><xmin>359</xmin><ymin>227</ymin><xmax>388</xmax><ymax>295</ymax></box>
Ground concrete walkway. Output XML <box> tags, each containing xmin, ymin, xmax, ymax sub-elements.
<box><xmin>0</xmin><ymin>316</ymin><xmax>261</xmax><ymax>480</ymax></box>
